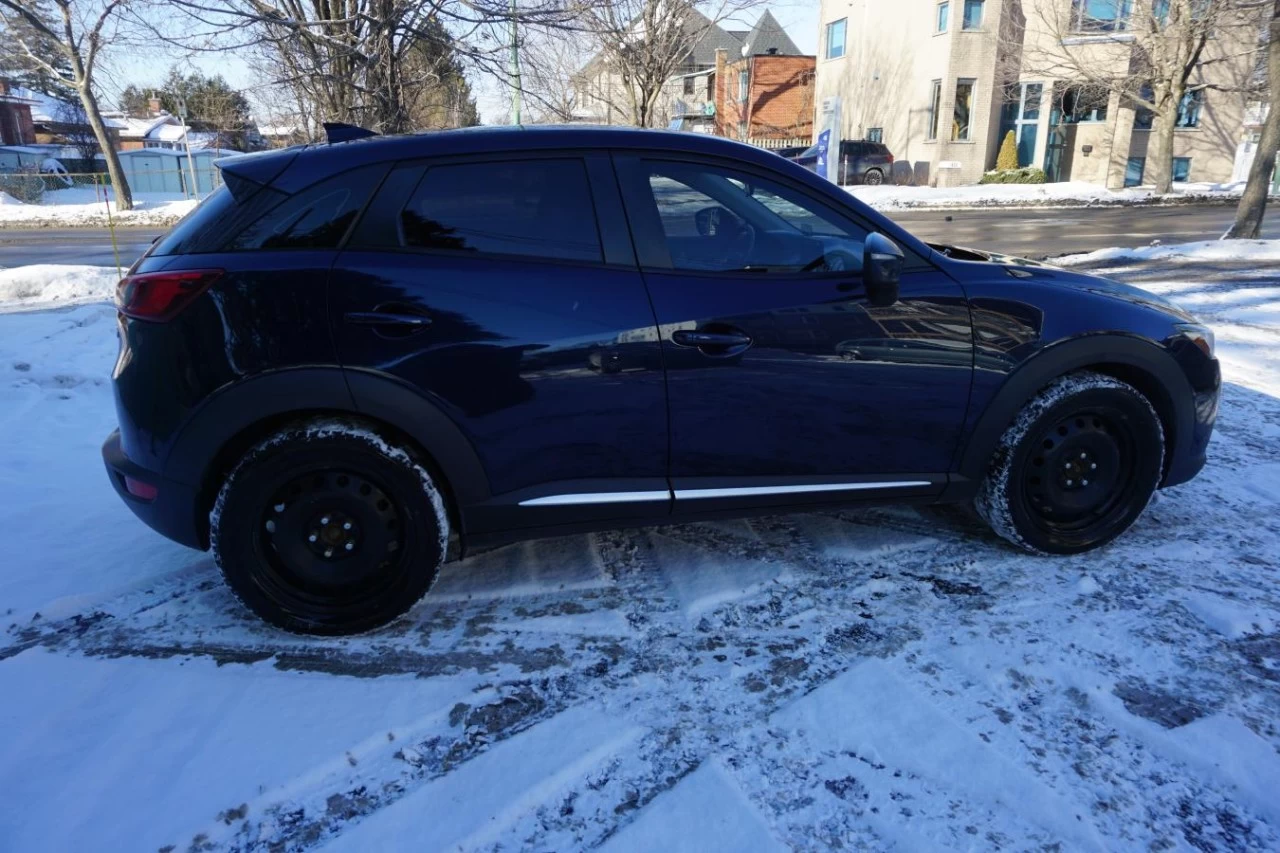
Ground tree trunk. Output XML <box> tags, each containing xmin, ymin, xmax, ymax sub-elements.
<box><xmin>1149</xmin><ymin>102</ymin><xmax>1178</xmax><ymax>195</ymax></box>
<box><xmin>79</xmin><ymin>84</ymin><xmax>132</xmax><ymax>211</ymax></box>
<box><xmin>1226</xmin><ymin>4</ymin><xmax>1280</xmax><ymax>239</ymax></box>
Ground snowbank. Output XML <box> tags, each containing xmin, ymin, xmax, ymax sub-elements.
<box><xmin>1054</xmin><ymin>239</ymin><xmax>1280</xmax><ymax>267</ymax></box>
<box><xmin>850</xmin><ymin>180</ymin><xmax>1248</xmax><ymax>211</ymax></box>
<box><xmin>0</xmin><ymin>190</ymin><xmax>196</xmax><ymax>228</ymax></box>
<box><xmin>0</xmin><ymin>264</ymin><xmax>118</xmax><ymax>312</ymax></box>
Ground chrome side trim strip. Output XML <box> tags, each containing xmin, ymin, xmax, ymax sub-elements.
<box><xmin>518</xmin><ymin>490</ymin><xmax>672</xmax><ymax>507</ymax></box>
<box><xmin>673</xmin><ymin>481</ymin><xmax>932</xmax><ymax>500</ymax></box>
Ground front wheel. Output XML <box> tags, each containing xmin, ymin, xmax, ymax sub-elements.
<box><xmin>211</xmin><ymin>419</ymin><xmax>449</xmax><ymax>634</ymax></box>
<box><xmin>975</xmin><ymin>372</ymin><xmax>1164</xmax><ymax>554</ymax></box>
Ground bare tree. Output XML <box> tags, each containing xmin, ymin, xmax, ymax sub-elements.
<box><xmin>517</xmin><ymin>28</ymin><xmax>592</xmax><ymax>123</ymax></box>
<box><xmin>1017</xmin><ymin>0</ymin><xmax>1265</xmax><ymax>193</ymax></box>
<box><xmin>53</xmin><ymin>98</ymin><xmax>101</xmax><ymax>160</ymax></box>
<box><xmin>1227</xmin><ymin>0</ymin><xmax>1278</xmax><ymax>238</ymax></box>
<box><xmin>157</xmin><ymin>0</ymin><xmax>556</xmax><ymax>133</ymax></box>
<box><xmin>0</xmin><ymin>0</ymin><xmax>134</xmax><ymax>208</ymax></box>
<box><xmin>571</xmin><ymin>0</ymin><xmax>762</xmax><ymax>128</ymax></box>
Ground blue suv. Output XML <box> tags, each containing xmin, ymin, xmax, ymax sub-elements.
<box><xmin>103</xmin><ymin>126</ymin><xmax>1219</xmax><ymax>634</ymax></box>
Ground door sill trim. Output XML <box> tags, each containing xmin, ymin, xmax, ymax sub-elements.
<box><xmin>673</xmin><ymin>481</ymin><xmax>932</xmax><ymax>500</ymax></box>
<box><xmin>518</xmin><ymin>490</ymin><xmax>672</xmax><ymax>507</ymax></box>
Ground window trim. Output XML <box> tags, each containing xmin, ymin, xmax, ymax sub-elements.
<box><xmin>1069</xmin><ymin>0</ymin><xmax>1132</xmax><ymax>33</ymax></box>
<box><xmin>825</xmin><ymin>18</ymin><xmax>847</xmax><ymax>60</ymax></box>
<box><xmin>609</xmin><ymin>150</ymin><xmax>936</xmax><ymax>278</ymax></box>
<box><xmin>936</xmin><ymin>1</ymin><xmax>950</xmax><ymax>33</ymax></box>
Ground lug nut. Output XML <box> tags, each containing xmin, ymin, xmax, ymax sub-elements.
<box><xmin>1090</xmin><ymin>463</ymin><xmax>1097</xmax><ymax>470</ymax></box>
<box><xmin>324</xmin><ymin>547</ymin><xmax>333</xmax><ymax>558</ymax></box>
<box><xmin>345</xmin><ymin>541</ymin><xmax>355</xmax><ymax>551</ymax></box>
<box><xmin>1066</xmin><ymin>479</ymin><xmax>1074</xmax><ymax>486</ymax></box>
<box><xmin>308</xmin><ymin>533</ymin><xmax>318</xmax><ymax>542</ymax></box>
<box><xmin>1064</xmin><ymin>462</ymin><xmax>1070</xmax><ymax>469</ymax></box>
<box><xmin>273</xmin><ymin>503</ymin><xmax>285</xmax><ymax>513</ymax></box>
<box><xmin>1083</xmin><ymin>479</ymin><xmax>1089</xmax><ymax>485</ymax></box>
<box><xmin>343</xmin><ymin>521</ymin><xmax>352</xmax><ymax>530</ymax></box>
<box><xmin>265</xmin><ymin>520</ymin><xmax>276</xmax><ymax>533</ymax></box>
<box><xmin>1080</xmin><ymin>452</ymin><xmax>1086</xmax><ymax>459</ymax></box>
<box><xmin>320</xmin><ymin>515</ymin><xmax>330</xmax><ymax>525</ymax></box>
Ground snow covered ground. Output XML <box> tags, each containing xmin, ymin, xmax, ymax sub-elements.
<box><xmin>851</xmin><ymin>180</ymin><xmax>1253</xmax><ymax>211</ymax></box>
<box><xmin>2</xmin><ymin>248</ymin><xmax>1280</xmax><ymax>851</ymax></box>
<box><xmin>0</xmin><ymin>188</ymin><xmax>197</xmax><ymax>228</ymax></box>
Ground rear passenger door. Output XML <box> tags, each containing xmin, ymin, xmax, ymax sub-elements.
<box><xmin>329</xmin><ymin>153</ymin><xmax>670</xmax><ymax>533</ymax></box>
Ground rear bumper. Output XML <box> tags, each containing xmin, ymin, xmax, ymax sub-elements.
<box><xmin>103</xmin><ymin>429</ymin><xmax>206</xmax><ymax>550</ymax></box>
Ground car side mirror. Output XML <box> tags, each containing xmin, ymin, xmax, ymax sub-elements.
<box><xmin>695</xmin><ymin>206</ymin><xmax>722</xmax><ymax>237</ymax></box>
<box><xmin>864</xmin><ymin>232</ymin><xmax>904</xmax><ymax>307</ymax></box>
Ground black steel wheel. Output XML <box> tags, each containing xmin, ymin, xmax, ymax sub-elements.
<box><xmin>975</xmin><ymin>372</ymin><xmax>1164</xmax><ymax>554</ymax></box>
<box><xmin>211</xmin><ymin>419</ymin><xmax>449</xmax><ymax>634</ymax></box>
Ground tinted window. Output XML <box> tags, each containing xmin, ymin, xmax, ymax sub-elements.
<box><xmin>643</xmin><ymin>161</ymin><xmax>868</xmax><ymax>275</ymax></box>
<box><xmin>226</xmin><ymin>165</ymin><xmax>383</xmax><ymax>251</ymax></box>
<box><xmin>399</xmin><ymin>160</ymin><xmax>601</xmax><ymax>262</ymax></box>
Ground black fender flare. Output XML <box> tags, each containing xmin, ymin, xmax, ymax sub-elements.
<box><xmin>166</xmin><ymin>366</ymin><xmax>490</xmax><ymax>531</ymax></box>
<box><xmin>952</xmin><ymin>334</ymin><xmax>1193</xmax><ymax>489</ymax></box>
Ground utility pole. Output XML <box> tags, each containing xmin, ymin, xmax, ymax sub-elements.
<box><xmin>509</xmin><ymin>0</ymin><xmax>522</xmax><ymax>125</ymax></box>
<box><xmin>176</xmin><ymin>94</ymin><xmax>201</xmax><ymax>200</ymax></box>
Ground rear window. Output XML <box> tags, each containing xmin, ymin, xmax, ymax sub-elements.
<box><xmin>150</xmin><ymin>165</ymin><xmax>383</xmax><ymax>255</ymax></box>
<box><xmin>399</xmin><ymin>159</ymin><xmax>602</xmax><ymax>263</ymax></box>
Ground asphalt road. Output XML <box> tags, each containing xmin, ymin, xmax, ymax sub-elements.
<box><xmin>0</xmin><ymin>203</ymin><xmax>1277</xmax><ymax>268</ymax></box>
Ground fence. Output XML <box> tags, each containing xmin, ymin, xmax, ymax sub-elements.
<box><xmin>0</xmin><ymin>162</ymin><xmax>224</xmax><ymax>205</ymax></box>
<box><xmin>747</xmin><ymin>136</ymin><xmax>812</xmax><ymax>151</ymax></box>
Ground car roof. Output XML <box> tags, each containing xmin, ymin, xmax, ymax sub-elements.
<box><xmin>221</xmin><ymin>125</ymin><xmax>802</xmax><ymax>194</ymax></box>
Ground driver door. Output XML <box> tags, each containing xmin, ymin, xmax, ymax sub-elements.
<box><xmin>612</xmin><ymin>154</ymin><xmax>974</xmax><ymax>513</ymax></box>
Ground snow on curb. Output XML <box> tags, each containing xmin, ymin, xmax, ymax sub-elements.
<box><xmin>848</xmin><ymin>180</ymin><xmax>1251</xmax><ymax>212</ymax></box>
<box><xmin>1053</xmin><ymin>239</ymin><xmax>1280</xmax><ymax>267</ymax></box>
<box><xmin>0</xmin><ymin>264</ymin><xmax>119</xmax><ymax>313</ymax></box>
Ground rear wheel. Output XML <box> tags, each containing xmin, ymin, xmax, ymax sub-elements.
<box><xmin>211</xmin><ymin>419</ymin><xmax>449</xmax><ymax>634</ymax></box>
<box><xmin>975</xmin><ymin>372</ymin><xmax>1164</xmax><ymax>554</ymax></box>
<box><xmin>863</xmin><ymin>169</ymin><xmax>884</xmax><ymax>186</ymax></box>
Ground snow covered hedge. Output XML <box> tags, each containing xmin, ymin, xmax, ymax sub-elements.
<box><xmin>979</xmin><ymin>167</ymin><xmax>1047</xmax><ymax>185</ymax></box>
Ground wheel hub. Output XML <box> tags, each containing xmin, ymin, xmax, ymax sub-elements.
<box><xmin>258</xmin><ymin>469</ymin><xmax>404</xmax><ymax>591</ymax></box>
<box><xmin>1022</xmin><ymin>411</ymin><xmax>1130</xmax><ymax>526</ymax></box>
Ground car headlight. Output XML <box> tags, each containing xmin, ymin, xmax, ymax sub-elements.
<box><xmin>1174</xmin><ymin>323</ymin><xmax>1215</xmax><ymax>357</ymax></box>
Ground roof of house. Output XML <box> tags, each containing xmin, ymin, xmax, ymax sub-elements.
<box><xmin>11</xmin><ymin>87</ymin><xmax>128</xmax><ymax>128</ymax></box>
<box><xmin>738</xmin><ymin>11</ymin><xmax>802</xmax><ymax>58</ymax></box>
<box><xmin>686</xmin><ymin>11</ymin><xmax>745</xmax><ymax>67</ymax></box>
<box><xmin>110</xmin><ymin>113</ymin><xmax>179</xmax><ymax>139</ymax></box>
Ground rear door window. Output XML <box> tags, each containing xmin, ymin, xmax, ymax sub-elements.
<box><xmin>398</xmin><ymin>159</ymin><xmax>602</xmax><ymax>263</ymax></box>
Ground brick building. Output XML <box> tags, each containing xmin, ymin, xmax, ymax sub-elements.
<box><xmin>712</xmin><ymin>12</ymin><xmax>815</xmax><ymax>146</ymax></box>
<box><xmin>0</xmin><ymin>80</ymin><xmax>38</xmax><ymax>146</ymax></box>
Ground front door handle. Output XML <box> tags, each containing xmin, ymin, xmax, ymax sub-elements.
<box><xmin>344</xmin><ymin>311</ymin><xmax>432</xmax><ymax>328</ymax></box>
<box><xmin>671</xmin><ymin>329</ymin><xmax>752</xmax><ymax>348</ymax></box>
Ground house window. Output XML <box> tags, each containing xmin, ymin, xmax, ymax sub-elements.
<box><xmin>739</xmin><ymin>70</ymin><xmax>749</xmax><ymax>102</ymax></box>
<box><xmin>868</xmin><ymin>127</ymin><xmax>884</xmax><ymax>143</ymax></box>
<box><xmin>683</xmin><ymin>76</ymin><xmax>695</xmax><ymax>96</ymax></box>
<box><xmin>1172</xmin><ymin>157</ymin><xmax>1191</xmax><ymax>182</ymax></box>
<box><xmin>927</xmin><ymin>80</ymin><xmax>942</xmax><ymax>140</ymax></box>
<box><xmin>1061</xmin><ymin>85</ymin><xmax>1109</xmax><ymax>123</ymax></box>
<box><xmin>962</xmin><ymin>0</ymin><xmax>984</xmax><ymax>29</ymax></box>
<box><xmin>937</xmin><ymin>2</ymin><xmax>950</xmax><ymax>32</ymax></box>
<box><xmin>953</xmin><ymin>79</ymin><xmax>976</xmax><ymax>141</ymax></box>
<box><xmin>1177</xmin><ymin>90</ymin><xmax>1203</xmax><ymax>127</ymax></box>
<box><xmin>1070</xmin><ymin>0</ymin><xmax>1132</xmax><ymax>33</ymax></box>
<box><xmin>1124</xmin><ymin>156</ymin><xmax>1145</xmax><ymax>187</ymax></box>
<box><xmin>826</xmin><ymin>18</ymin><xmax>847</xmax><ymax>59</ymax></box>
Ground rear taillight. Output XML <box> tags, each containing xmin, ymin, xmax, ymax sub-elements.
<box><xmin>887</xmin><ymin>154</ymin><xmax>895</xmax><ymax>164</ymax></box>
<box><xmin>115</xmin><ymin>269</ymin><xmax>223</xmax><ymax>321</ymax></box>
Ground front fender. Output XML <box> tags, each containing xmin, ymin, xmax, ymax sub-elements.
<box><xmin>949</xmin><ymin>334</ymin><xmax>1193</xmax><ymax>493</ymax></box>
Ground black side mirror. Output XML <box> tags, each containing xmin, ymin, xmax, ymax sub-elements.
<box><xmin>864</xmin><ymin>232</ymin><xmax>904</xmax><ymax>307</ymax></box>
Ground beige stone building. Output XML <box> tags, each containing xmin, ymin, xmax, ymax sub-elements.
<box><xmin>813</xmin><ymin>0</ymin><xmax>1260</xmax><ymax>187</ymax></box>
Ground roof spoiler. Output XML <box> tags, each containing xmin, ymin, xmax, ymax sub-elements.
<box><xmin>324</xmin><ymin>122</ymin><xmax>378</xmax><ymax>143</ymax></box>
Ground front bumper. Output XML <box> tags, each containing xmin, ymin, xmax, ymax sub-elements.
<box><xmin>1162</xmin><ymin>356</ymin><xmax>1220</xmax><ymax>489</ymax></box>
<box><xmin>103</xmin><ymin>429</ymin><xmax>206</xmax><ymax>550</ymax></box>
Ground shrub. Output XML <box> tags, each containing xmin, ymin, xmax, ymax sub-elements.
<box><xmin>995</xmin><ymin>131</ymin><xmax>1019</xmax><ymax>172</ymax></box>
<box><xmin>979</xmin><ymin>167</ymin><xmax>1046</xmax><ymax>185</ymax></box>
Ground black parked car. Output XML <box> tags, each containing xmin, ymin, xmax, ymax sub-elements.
<box><xmin>103</xmin><ymin>126</ymin><xmax>1219</xmax><ymax>634</ymax></box>
<box><xmin>794</xmin><ymin>139</ymin><xmax>896</xmax><ymax>185</ymax></box>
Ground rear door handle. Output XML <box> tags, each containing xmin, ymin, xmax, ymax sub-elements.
<box><xmin>344</xmin><ymin>311</ymin><xmax>432</xmax><ymax>328</ymax></box>
<box><xmin>671</xmin><ymin>330</ymin><xmax>751</xmax><ymax>348</ymax></box>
